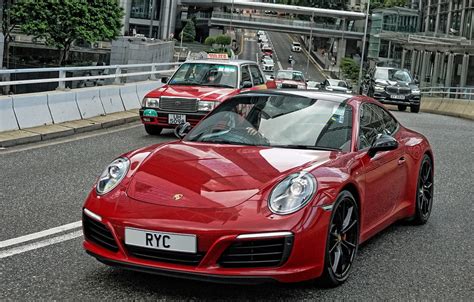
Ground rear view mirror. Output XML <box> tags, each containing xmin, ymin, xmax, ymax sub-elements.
<box><xmin>161</xmin><ymin>76</ymin><xmax>169</xmax><ymax>84</ymax></box>
<box><xmin>174</xmin><ymin>122</ymin><xmax>192</xmax><ymax>139</ymax></box>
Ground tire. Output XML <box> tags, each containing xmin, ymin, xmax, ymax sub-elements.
<box><xmin>398</xmin><ymin>105</ymin><xmax>407</xmax><ymax>111</ymax></box>
<box><xmin>410</xmin><ymin>104</ymin><xmax>420</xmax><ymax>113</ymax></box>
<box><xmin>144</xmin><ymin>124</ymin><xmax>163</xmax><ymax>135</ymax></box>
<box><xmin>410</xmin><ymin>154</ymin><xmax>434</xmax><ymax>225</ymax></box>
<box><xmin>319</xmin><ymin>191</ymin><xmax>359</xmax><ymax>287</ymax></box>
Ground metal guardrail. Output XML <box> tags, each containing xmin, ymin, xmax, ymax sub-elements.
<box><xmin>0</xmin><ymin>62</ymin><xmax>181</xmax><ymax>91</ymax></box>
<box><xmin>421</xmin><ymin>87</ymin><xmax>474</xmax><ymax>100</ymax></box>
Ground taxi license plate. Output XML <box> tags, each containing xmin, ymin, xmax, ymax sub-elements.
<box><xmin>125</xmin><ymin>227</ymin><xmax>197</xmax><ymax>253</ymax></box>
<box><xmin>168</xmin><ymin>114</ymin><xmax>186</xmax><ymax>125</ymax></box>
<box><xmin>391</xmin><ymin>95</ymin><xmax>405</xmax><ymax>100</ymax></box>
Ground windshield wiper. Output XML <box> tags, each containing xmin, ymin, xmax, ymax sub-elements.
<box><xmin>271</xmin><ymin>145</ymin><xmax>339</xmax><ymax>151</ymax></box>
<box><xmin>169</xmin><ymin>81</ymin><xmax>200</xmax><ymax>86</ymax></box>
<box><xmin>201</xmin><ymin>84</ymin><xmax>235</xmax><ymax>88</ymax></box>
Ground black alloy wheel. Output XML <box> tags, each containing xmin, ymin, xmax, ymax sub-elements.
<box><xmin>320</xmin><ymin>191</ymin><xmax>359</xmax><ymax>287</ymax></box>
<box><xmin>398</xmin><ymin>105</ymin><xmax>407</xmax><ymax>111</ymax></box>
<box><xmin>412</xmin><ymin>154</ymin><xmax>434</xmax><ymax>224</ymax></box>
<box><xmin>144</xmin><ymin>124</ymin><xmax>163</xmax><ymax>135</ymax></box>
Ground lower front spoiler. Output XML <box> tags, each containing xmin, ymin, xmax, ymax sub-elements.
<box><xmin>86</xmin><ymin>250</ymin><xmax>277</xmax><ymax>285</ymax></box>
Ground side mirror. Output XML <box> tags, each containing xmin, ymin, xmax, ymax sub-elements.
<box><xmin>365</xmin><ymin>74</ymin><xmax>370</xmax><ymax>80</ymax></box>
<box><xmin>368</xmin><ymin>134</ymin><xmax>398</xmax><ymax>157</ymax></box>
<box><xmin>241</xmin><ymin>81</ymin><xmax>253</xmax><ymax>88</ymax></box>
<box><xmin>161</xmin><ymin>76</ymin><xmax>169</xmax><ymax>84</ymax></box>
<box><xmin>174</xmin><ymin>122</ymin><xmax>192</xmax><ymax>139</ymax></box>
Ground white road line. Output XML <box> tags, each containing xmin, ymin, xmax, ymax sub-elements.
<box><xmin>0</xmin><ymin>231</ymin><xmax>83</xmax><ymax>259</ymax></box>
<box><xmin>277</xmin><ymin>61</ymin><xmax>283</xmax><ymax>70</ymax></box>
<box><xmin>0</xmin><ymin>221</ymin><xmax>82</xmax><ymax>249</ymax></box>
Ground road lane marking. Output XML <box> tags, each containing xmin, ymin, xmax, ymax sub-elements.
<box><xmin>286</xmin><ymin>33</ymin><xmax>328</xmax><ymax>79</ymax></box>
<box><xmin>0</xmin><ymin>231</ymin><xmax>83</xmax><ymax>259</ymax></box>
<box><xmin>0</xmin><ymin>221</ymin><xmax>81</xmax><ymax>249</ymax></box>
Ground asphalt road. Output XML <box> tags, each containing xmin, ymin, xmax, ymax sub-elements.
<box><xmin>1</xmin><ymin>109</ymin><xmax>473</xmax><ymax>299</ymax></box>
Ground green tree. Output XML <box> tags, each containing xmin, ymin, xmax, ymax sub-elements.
<box><xmin>204</xmin><ymin>36</ymin><xmax>215</xmax><ymax>46</ymax></box>
<box><xmin>215</xmin><ymin>34</ymin><xmax>231</xmax><ymax>47</ymax></box>
<box><xmin>11</xmin><ymin>0</ymin><xmax>123</xmax><ymax>66</ymax></box>
<box><xmin>180</xmin><ymin>19</ymin><xmax>196</xmax><ymax>42</ymax></box>
<box><xmin>340</xmin><ymin>57</ymin><xmax>360</xmax><ymax>82</ymax></box>
<box><xmin>1</xmin><ymin>0</ymin><xmax>21</xmax><ymax>68</ymax></box>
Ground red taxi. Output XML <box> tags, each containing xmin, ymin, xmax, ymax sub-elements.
<box><xmin>140</xmin><ymin>58</ymin><xmax>275</xmax><ymax>135</ymax></box>
<box><xmin>274</xmin><ymin>69</ymin><xmax>307</xmax><ymax>90</ymax></box>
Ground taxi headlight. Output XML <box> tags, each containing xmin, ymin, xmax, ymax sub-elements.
<box><xmin>268</xmin><ymin>172</ymin><xmax>317</xmax><ymax>215</ymax></box>
<box><xmin>142</xmin><ymin>97</ymin><xmax>160</xmax><ymax>108</ymax></box>
<box><xmin>198</xmin><ymin>100</ymin><xmax>218</xmax><ymax>111</ymax></box>
<box><xmin>96</xmin><ymin>158</ymin><xmax>130</xmax><ymax>195</ymax></box>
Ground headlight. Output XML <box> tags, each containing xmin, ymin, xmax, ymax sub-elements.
<box><xmin>298</xmin><ymin>85</ymin><xmax>306</xmax><ymax>89</ymax></box>
<box><xmin>374</xmin><ymin>84</ymin><xmax>385</xmax><ymax>92</ymax></box>
<box><xmin>326</xmin><ymin>87</ymin><xmax>333</xmax><ymax>91</ymax></box>
<box><xmin>142</xmin><ymin>97</ymin><xmax>160</xmax><ymax>108</ymax></box>
<box><xmin>347</xmin><ymin>90</ymin><xmax>352</xmax><ymax>94</ymax></box>
<box><xmin>276</xmin><ymin>83</ymin><xmax>282</xmax><ymax>88</ymax></box>
<box><xmin>96</xmin><ymin>158</ymin><xmax>130</xmax><ymax>195</ymax></box>
<box><xmin>412</xmin><ymin>89</ymin><xmax>420</xmax><ymax>95</ymax></box>
<box><xmin>198</xmin><ymin>100</ymin><xmax>218</xmax><ymax>111</ymax></box>
<box><xmin>268</xmin><ymin>172</ymin><xmax>317</xmax><ymax>215</ymax></box>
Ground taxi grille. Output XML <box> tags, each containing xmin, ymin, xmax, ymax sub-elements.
<box><xmin>386</xmin><ymin>86</ymin><xmax>411</xmax><ymax>95</ymax></box>
<box><xmin>126</xmin><ymin>245</ymin><xmax>205</xmax><ymax>266</ymax></box>
<box><xmin>218</xmin><ymin>236</ymin><xmax>294</xmax><ymax>268</ymax></box>
<box><xmin>83</xmin><ymin>214</ymin><xmax>118</xmax><ymax>252</ymax></box>
<box><xmin>159</xmin><ymin>97</ymin><xmax>198</xmax><ymax>112</ymax></box>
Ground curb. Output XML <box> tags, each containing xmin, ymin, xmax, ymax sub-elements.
<box><xmin>0</xmin><ymin>110</ymin><xmax>140</xmax><ymax>148</ymax></box>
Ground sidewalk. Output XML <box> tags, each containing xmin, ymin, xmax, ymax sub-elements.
<box><xmin>0</xmin><ymin>110</ymin><xmax>140</xmax><ymax>148</ymax></box>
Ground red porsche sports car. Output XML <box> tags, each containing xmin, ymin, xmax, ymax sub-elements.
<box><xmin>82</xmin><ymin>90</ymin><xmax>434</xmax><ymax>286</ymax></box>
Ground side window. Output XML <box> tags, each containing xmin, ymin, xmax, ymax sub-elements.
<box><xmin>374</xmin><ymin>105</ymin><xmax>398</xmax><ymax>135</ymax></box>
<box><xmin>249</xmin><ymin>65</ymin><xmax>265</xmax><ymax>86</ymax></box>
<box><xmin>241</xmin><ymin>65</ymin><xmax>251</xmax><ymax>86</ymax></box>
<box><xmin>358</xmin><ymin>103</ymin><xmax>385</xmax><ymax>150</ymax></box>
<box><xmin>315</xmin><ymin>103</ymin><xmax>353</xmax><ymax>151</ymax></box>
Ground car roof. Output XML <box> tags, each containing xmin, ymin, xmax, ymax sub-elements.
<box><xmin>184</xmin><ymin>59</ymin><xmax>257</xmax><ymax>66</ymax></box>
<box><xmin>239</xmin><ymin>89</ymin><xmax>352</xmax><ymax>103</ymax></box>
<box><xmin>277</xmin><ymin>69</ymin><xmax>303</xmax><ymax>73</ymax></box>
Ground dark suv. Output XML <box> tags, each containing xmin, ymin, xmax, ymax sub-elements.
<box><xmin>362</xmin><ymin>67</ymin><xmax>421</xmax><ymax>113</ymax></box>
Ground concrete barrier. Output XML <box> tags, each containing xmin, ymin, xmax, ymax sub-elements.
<box><xmin>0</xmin><ymin>96</ymin><xmax>19</xmax><ymax>132</ymax></box>
<box><xmin>421</xmin><ymin>97</ymin><xmax>473</xmax><ymax>120</ymax></box>
<box><xmin>136</xmin><ymin>81</ymin><xmax>162</xmax><ymax>101</ymax></box>
<box><xmin>99</xmin><ymin>86</ymin><xmax>125</xmax><ymax>114</ymax></box>
<box><xmin>119</xmin><ymin>85</ymin><xmax>141</xmax><ymax>110</ymax></box>
<box><xmin>12</xmin><ymin>93</ymin><xmax>53</xmax><ymax>129</ymax></box>
<box><xmin>47</xmin><ymin>91</ymin><xmax>82</xmax><ymax>124</ymax></box>
<box><xmin>75</xmin><ymin>87</ymin><xmax>105</xmax><ymax>119</ymax></box>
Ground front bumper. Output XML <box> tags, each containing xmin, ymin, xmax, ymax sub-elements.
<box><xmin>82</xmin><ymin>192</ymin><xmax>332</xmax><ymax>283</ymax></box>
<box><xmin>373</xmin><ymin>91</ymin><xmax>421</xmax><ymax>106</ymax></box>
<box><xmin>139</xmin><ymin>108</ymin><xmax>207</xmax><ymax>128</ymax></box>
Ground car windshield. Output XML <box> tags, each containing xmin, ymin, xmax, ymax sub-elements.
<box><xmin>328</xmin><ymin>79</ymin><xmax>347</xmax><ymax>87</ymax></box>
<box><xmin>185</xmin><ymin>95</ymin><xmax>353</xmax><ymax>151</ymax></box>
<box><xmin>276</xmin><ymin>71</ymin><xmax>304</xmax><ymax>82</ymax></box>
<box><xmin>375</xmin><ymin>69</ymin><xmax>412</xmax><ymax>83</ymax></box>
<box><xmin>168</xmin><ymin>63</ymin><xmax>238</xmax><ymax>88</ymax></box>
<box><xmin>293</xmin><ymin>42</ymin><xmax>300</xmax><ymax>46</ymax></box>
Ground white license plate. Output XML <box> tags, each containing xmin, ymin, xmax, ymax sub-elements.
<box><xmin>168</xmin><ymin>114</ymin><xmax>186</xmax><ymax>125</ymax></box>
<box><xmin>125</xmin><ymin>227</ymin><xmax>197</xmax><ymax>253</ymax></box>
<box><xmin>391</xmin><ymin>95</ymin><xmax>405</xmax><ymax>100</ymax></box>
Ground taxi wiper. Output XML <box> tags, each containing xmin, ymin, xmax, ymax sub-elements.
<box><xmin>202</xmin><ymin>84</ymin><xmax>235</xmax><ymax>88</ymax></box>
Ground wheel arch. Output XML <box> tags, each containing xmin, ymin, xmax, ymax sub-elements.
<box><xmin>339</xmin><ymin>182</ymin><xmax>362</xmax><ymax>229</ymax></box>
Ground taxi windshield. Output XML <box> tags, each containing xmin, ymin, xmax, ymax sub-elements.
<box><xmin>169</xmin><ymin>63</ymin><xmax>238</xmax><ymax>88</ymax></box>
<box><xmin>276</xmin><ymin>71</ymin><xmax>304</xmax><ymax>82</ymax></box>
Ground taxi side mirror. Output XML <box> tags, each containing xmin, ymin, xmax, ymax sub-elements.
<box><xmin>161</xmin><ymin>76</ymin><xmax>169</xmax><ymax>84</ymax></box>
<box><xmin>241</xmin><ymin>81</ymin><xmax>253</xmax><ymax>88</ymax></box>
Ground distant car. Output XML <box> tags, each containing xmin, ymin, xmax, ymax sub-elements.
<box><xmin>291</xmin><ymin>41</ymin><xmax>302</xmax><ymax>52</ymax></box>
<box><xmin>275</xmin><ymin>70</ymin><xmax>307</xmax><ymax>89</ymax></box>
<box><xmin>139</xmin><ymin>59</ymin><xmax>276</xmax><ymax>135</ymax></box>
<box><xmin>261</xmin><ymin>57</ymin><xmax>275</xmax><ymax>72</ymax></box>
<box><xmin>321</xmin><ymin>79</ymin><xmax>352</xmax><ymax>94</ymax></box>
<box><xmin>306</xmin><ymin>80</ymin><xmax>319</xmax><ymax>90</ymax></box>
<box><xmin>257</xmin><ymin>30</ymin><xmax>265</xmax><ymax>37</ymax></box>
<box><xmin>259</xmin><ymin>35</ymin><xmax>268</xmax><ymax>44</ymax></box>
<box><xmin>362</xmin><ymin>67</ymin><xmax>421</xmax><ymax>113</ymax></box>
<box><xmin>261</xmin><ymin>46</ymin><xmax>273</xmax><ymax>57</ymax></box>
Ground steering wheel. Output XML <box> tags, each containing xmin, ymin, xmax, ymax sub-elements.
<box><xmin>223</xmin><ymin>127</ymin><xmax>270</xmax><ymax>145</ymax></box>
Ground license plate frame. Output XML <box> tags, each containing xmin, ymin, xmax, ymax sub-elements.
<box><xmin>391</xmin><ymin>95</ymin><xmax>405</xmax><ymax>100</ymax></box>
<box><xmin>168</xmin><ymin>114</ymin><xmax>186</xmax><ymax>125</ymax></box>
<box><xmin>125</xmin><ymin>227</ymin><xmax>197</xmax><ymax>253</ymax></box>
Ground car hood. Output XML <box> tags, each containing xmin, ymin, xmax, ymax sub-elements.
<box><xmin>147</xmin><ymin>85</ymin><xmax>237</xmax><ymax>101</ymax></box>
<box><xmin>375</xmin><ymin>79</ymin><xmax>417</xmax><ymax>89</ymax></box>
<box><xmin>329</xmin><ymin>85</ymin><xmax>348</xmax><ymax>92</ymax></box>
<box><xmin>126</xmin><ymin>142</ymin><xmax>332</xmax><ymax>209</ymax></box>
<box><xmin>276</xmin><ymin>79</ymin><xmax>304</xmax><ymax>86</ymax></box>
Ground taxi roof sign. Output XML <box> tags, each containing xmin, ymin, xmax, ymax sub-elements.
<box><xmin>207</xmin><ymin>53</ymin><xmax>229</xmax><ymax>60</ymax></box>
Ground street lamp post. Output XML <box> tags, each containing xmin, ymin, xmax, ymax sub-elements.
<box><xmin>306</xmin><ymin>11</ymin><xmax>314</xmax><ymax>77</ymax></box>
<box><xmin>357</xmin><ymin>0</ymin><xmax>371</xmax><ymax>94</ymax></box>
<box><xmin>230</xmin><ymin>0</ymin><xmax>235</xmax><ymax>32</ymax></box>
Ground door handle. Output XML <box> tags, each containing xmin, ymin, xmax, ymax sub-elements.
<box><xmin>398</xmin><ymin>157</ymin><xmax>406</xmax><ymax>165</ymax></box>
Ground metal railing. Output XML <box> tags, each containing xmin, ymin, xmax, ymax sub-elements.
<box><xmin>0</xmin><ymin>62</ymin><xmax>181</xmax><ymax>93</ymax></box>
<box><xmin>421</xmin><ymin>87</ymin><xmax>474</xmax><ymax>100</ymax></box>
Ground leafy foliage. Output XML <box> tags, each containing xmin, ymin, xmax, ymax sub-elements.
<box><xmin>180</xmin><ymin>19</ymin><xmax>196</xmax><ymax>42</ymax></box>
<box><xmin>340</xmin><ymin>57</ymin><xmax>360</xmax><ymax>82</ymax></box>
<box><xmin>204</xmin><ymin>36</ymin><xmax>216</xmax><ymax>46</ymax></box>
<box><xmin>215</xmin><ymin>34</ymin><xmax>231</xmax><ymax>47</ymax></box>
<box><xmin>11</xmin><ymin>0</ymin><xmax>123</xmax><ymax>65</ymax></box>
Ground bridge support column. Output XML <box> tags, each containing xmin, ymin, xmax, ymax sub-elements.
<box><xmin>460</xmin><ymin>53</ymin><xmax>469</xmax><ymax>88</ymax></box>
<box><xmin>439</xmin><ymin>52</ymin><xmax>446</xmax><ymax>83</ymax></box>
<box><xmin>432</xmin><ymin>52</ymin><xmax>441</xmax><ymax>86</ymax></box>
<box><xmin>336</xmin><ymin>38</ymin><xmax>347</xmax><ymax>67</ymax></box>
<box><xmin>420</xmin><ymin>51</ymin><xmax>429</xmax><ymax>87</ymax></box>
<box><xmin>401</xmin><ymin>49</ymin><xmax>407</xmax><ymax>69</ymax></box>
<box><xmin>445</xmin><ymin>53</ymin><xmax>455</xmax><ymax>88</ymax></box>
<box><xmin>410</xmin><ymin>50</ymin><xmax>417</xmax><ymax>76</ymax></box>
